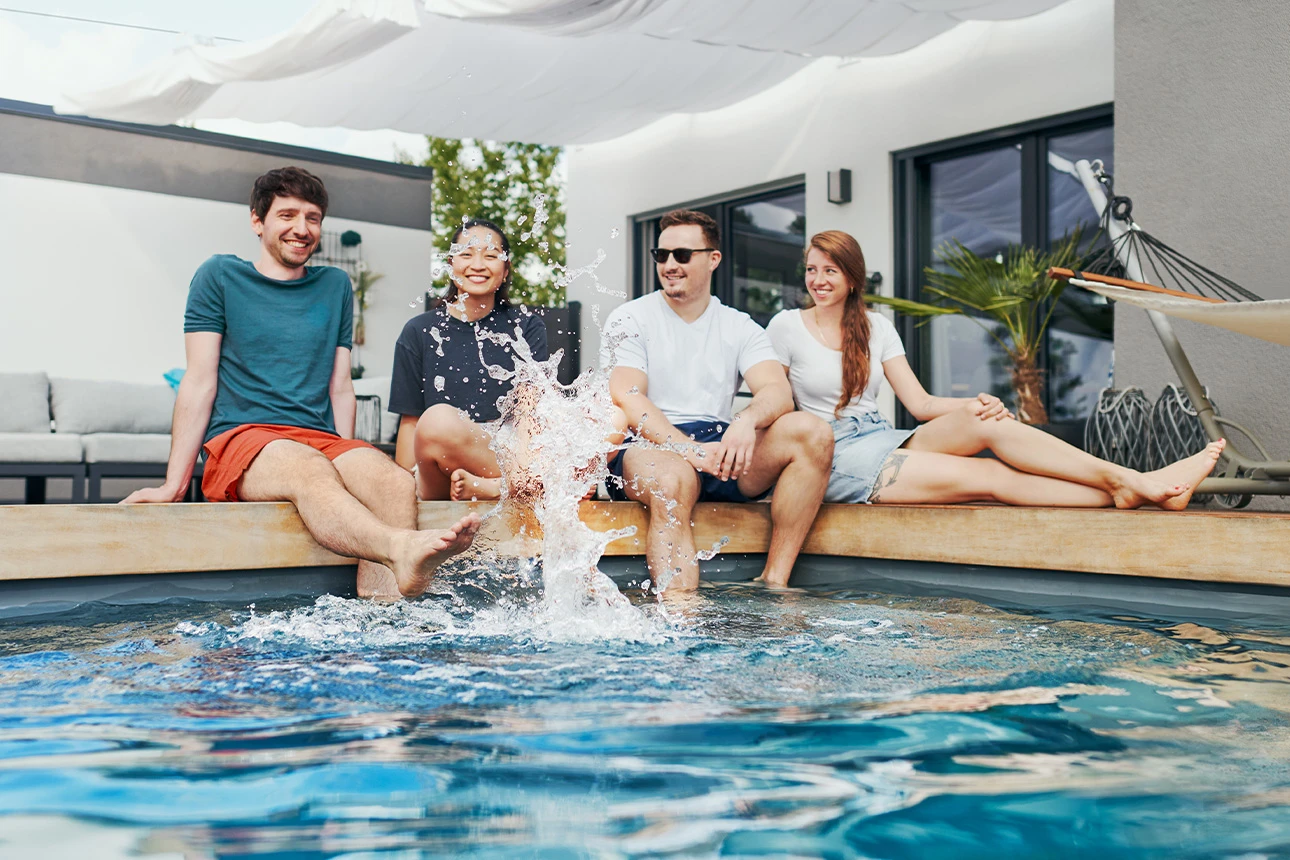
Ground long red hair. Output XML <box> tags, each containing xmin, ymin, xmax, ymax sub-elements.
<box><xmin>805</xmin><ymin>231</ymin><xmax>871</xmax><ymax>417</ymax></box>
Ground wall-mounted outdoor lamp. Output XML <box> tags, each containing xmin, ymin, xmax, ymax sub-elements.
<box><xmin>827</xmin><ymin>169</ymin><xmax>852</xmax><ymax>205</ymax></box>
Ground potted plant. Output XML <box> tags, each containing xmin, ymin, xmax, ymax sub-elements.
<box><xmin>352</xmin><ymin>262</ymin><xmax>384</xmax><ymax>347</ymax></box>
<box><xmin>868</xmin><ymin>230</ymin><xmax>1086</xmax><ymax>425</ymax></box>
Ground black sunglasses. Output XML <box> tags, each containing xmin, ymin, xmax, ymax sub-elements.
<box><xmin>650</xmin><ymin>247</ymin><xmax>717</xmax><ymax>264</ymax></box>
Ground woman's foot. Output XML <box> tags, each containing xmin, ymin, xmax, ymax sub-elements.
<box><xmin>389</xmin><ymin>513</ymin><xmax>481</xmax><ymax>597</ymax></box>
<box><xmin>1147</xmin><ymin>439</ymin><xmax>1227</xmax><ymax>510</ymax></box>
<box><xmin>450</xmin><ymin>469</ymin><xmax>502</xmax><ymax>501</ymax></box>
<box><xmin>1108</xmin><ymin>440</ymin><xmax>1225</xmax><ymax>510</ymax></box>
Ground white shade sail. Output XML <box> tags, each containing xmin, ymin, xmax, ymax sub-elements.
<box><xmin>57</xmin><ymin>0</ymin><xmax>1070</xmax><ymax>144</ymax></box>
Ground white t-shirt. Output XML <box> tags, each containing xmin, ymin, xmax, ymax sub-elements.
<box><xmin>765</xmin><ymin>308</ymin><xmax>906</xmax><ymax>421</ymax></box>
<box><xmin>602</xmin><ymin>291</ymin><xmax>780</xmax><ymax>424</ymax></box>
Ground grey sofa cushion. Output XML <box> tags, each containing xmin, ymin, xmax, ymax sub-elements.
<box><xmin>351</xmin><ymin>375</ymin><xmax>400</xmax><ymax>443</ymax></box>
<box><xmin>0</xmin><ymin>432</ymin><xmax>83</xmax><ymax>463</ymax></box>
<box><xmin>0</xmin><ymin>373</ymin><xmax>51</xmax><ymax>433</ymax></box>
<box><xmin>51</xmin><ymin>378</ymin><xmax>175</xmax><ymax>435</ymax></box>
<box><xmin>82</xmin><ymin>433</ymin><xmax>172</xmax><ymax>464</ymax></box>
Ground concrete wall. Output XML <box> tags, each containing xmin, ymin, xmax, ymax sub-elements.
<box><xmin>0</xmin><ymin>173</ymin><xmax>433</xmax><ymax>388</ymax></box>
<box><xmin>564</xmin><ymin>0</ymin><xmax>1114</xmax><ymax>418</ymax></box>
<box><xmin>1115</xmin><ymin>0</ymin><xmax>1290</xmax><ymax>510</ymax></box>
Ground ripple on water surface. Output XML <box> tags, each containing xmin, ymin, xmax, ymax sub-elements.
<box><xmin>1</xmin><ymin>583</ymin><xmax>1289</xmax><ymax>858</ymax></box>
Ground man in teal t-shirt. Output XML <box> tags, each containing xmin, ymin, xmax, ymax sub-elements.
<box><xmin>124</xmin><ymin>166</ymin><xmax>478</xmax><ymax>600</ymax></box>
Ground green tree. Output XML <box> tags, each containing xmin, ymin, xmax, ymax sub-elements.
<box><xmin>405</xmin><ymin>137</ymin><xmax>567</xmax><ymax>307</ymax></box>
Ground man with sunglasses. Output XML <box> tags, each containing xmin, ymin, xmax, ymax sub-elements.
<box><xmin>602</xmin><ymin>209</ymin><xmax>833</xmax><ymax>591</ymax></box>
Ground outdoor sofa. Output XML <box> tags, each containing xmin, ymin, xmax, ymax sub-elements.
<box><xmin>0</xmin><ymin>372</ymin><xmax>196</xmax><ymax>503</ymax></box>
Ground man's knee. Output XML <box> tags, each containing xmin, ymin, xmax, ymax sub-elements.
<box><xmin>348</xmin><ymin>448</ymin><xmax>416</xmax><ymax>496</ymax></box>
<box><xmin>247</xmin><ymin>440</ymin><xmax>343</xmax><ymax>501</ymax></box>
<box><xmin>778</xmin><ymin>412</ymin><xmax>834</xmax><ymax>463</ymax></box>
<box><xmin>624</xmin><ymin>452</ymin><xmax>698</xmax><ymax>507</ymax></box>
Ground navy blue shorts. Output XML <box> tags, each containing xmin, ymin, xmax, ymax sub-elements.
<box><xmin>607</xmin><ymin>420</ymin><xmax>768</xmax><ymax>504</ymax></box>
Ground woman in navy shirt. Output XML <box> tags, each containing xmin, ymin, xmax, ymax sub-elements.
<box><xmin>390</xmin><ymin>219</ymin><xmax>548</xmax><ymax>500</ymax></box>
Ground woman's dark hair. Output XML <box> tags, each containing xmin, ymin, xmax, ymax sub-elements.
<box><xmin>250</xmin><ymin>166</ymin><xmax>329</xmax><ymax>221</ymax></box>
<box><xmin>437</xmin><ymin>218</ymin><xmax>512</xmax><ymax>309</ymax></box>
<box><xmin>805</xmin><ymin>231</ymin><xmax>872</xmax><ymax>417</ymax></box>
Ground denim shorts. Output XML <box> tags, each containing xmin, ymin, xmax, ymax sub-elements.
<box><xmin>607</xmin><ymin>420</ymin><xmax>769</xmax><ymax>504</ymax></box>
<box><xmin>826</xmin><ymin>413</ymin><xmax>916</xmax><ymax>503</ymax></box>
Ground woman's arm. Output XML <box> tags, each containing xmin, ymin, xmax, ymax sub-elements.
<box><xmin>882</xmin><ymin>355</ymin><xmax>1011</xmax><ymax>422</ymax></box>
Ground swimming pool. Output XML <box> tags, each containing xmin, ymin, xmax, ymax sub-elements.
<box><xmin>2</xmin><ymin>561</ymin><xmax>1290</xmax><ymax>859</ymax></box>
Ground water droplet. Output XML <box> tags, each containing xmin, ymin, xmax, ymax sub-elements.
<box><xmin>434</xmin><ymin>376</ymin><xmax>445</xmax><ymax>392</ymax></box>
<box><xmin>610</xmin><ymin>228</ymin><xmax>620</xmax><ymax>238</ymax></box>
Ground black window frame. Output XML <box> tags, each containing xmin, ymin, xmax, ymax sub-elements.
<box><xmin>631</xmin><ymin>175</ymin><xmax>807</xmax><ymax>307</ymax></box>
<box><xmin>891</xmin><ymin>103</ymin><xmax>1114</xmax><ymax>428</ymax></box>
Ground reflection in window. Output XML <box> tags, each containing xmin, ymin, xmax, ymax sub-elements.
<box><xmin>925</xmin><ymin>145</ymin><xmax>1022</xmax><ymax>405</ymax></box>
<box><xmin>898</xmin><ymin>113</ymin><xmax>1115</xmax><ymax>426</ymax></box>
<box><xmin>731</xmin><ymin>190</ymin><xmax>807</xmax><ymax>327</ymax></box>
<box><xmin>930</xmin><ymin>146</ymin><xmax>1022</xmax><ymax>257</ymax></box>
<box><xmin>1047</xmin><ymin>126</ymin><xmax>1114</xmax><ymax>421</ymax></box>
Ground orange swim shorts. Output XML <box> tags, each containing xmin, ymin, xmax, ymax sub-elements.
<box><xmin>201</xmin><ymin>423</ymin><xmax>377</xmax><ymax>502</ymax></box>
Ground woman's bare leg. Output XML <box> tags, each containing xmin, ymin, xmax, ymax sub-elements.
<box><xmin>867</xmin><ymin>449</ymin><xmax>1113</xmax><ymax>507</ymax></box>
<box><xmin>413</xmin><ymin>404</ymin><xmax>500</xmax><ymax>501</ymax></box>
<box><xmin>905</xmin><ymin>407</ymin><xmax>1223</xmax><ymax>508</ymax></box>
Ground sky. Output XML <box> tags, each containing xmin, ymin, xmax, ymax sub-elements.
<box><xmin>0</xmin><ymin>1</ymin><xmax>429</xmax><ymax>162</ymax></box>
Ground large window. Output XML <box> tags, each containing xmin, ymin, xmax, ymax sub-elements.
<box><xmin>893</xmin><ymin>105</ymin><xmax>1114</xmax><ymax>427</ymax></box>
<box><xmin>633</xmin><ymin>179</ymin><xmax>806</xmax><ymax>326</ymax></box>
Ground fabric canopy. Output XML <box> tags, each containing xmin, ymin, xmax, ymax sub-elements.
<box><xmin>1077</xmin><ymin>283</ymin><xmax>1290</xmax><ymax>348</ymax></box>
<box><xmin>57</xmin><ymin>0</ymin><xmax>1070</xmax><ymax>144</ymax></box>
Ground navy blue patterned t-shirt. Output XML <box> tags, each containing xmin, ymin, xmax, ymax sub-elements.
<box><xmin>388</xmin><ymin>304</ymin><xmax>548</xmax><ymax>423</ymax></box>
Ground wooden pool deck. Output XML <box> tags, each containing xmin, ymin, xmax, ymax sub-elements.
<box><xmin>2</xmin><ymin>501</ymin><xmax>1288</xmax><ymax>587</ymax></box>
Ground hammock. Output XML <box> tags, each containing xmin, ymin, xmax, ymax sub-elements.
<box><xmin>1048</xmin><ymin>269</ymin><xmax>1290</xmax><ymax>348</ymax></box>
<box><xmin>1047</xmin><ymin>171</ymin><xmax>1290</xmax><ymax>347</ymax></box>
<box><xmin>1045</xmin><ymin>159</ymin><xmax>1290</xmax><ymax>503</ymax></box>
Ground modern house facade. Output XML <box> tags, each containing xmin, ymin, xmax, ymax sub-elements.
<box><xmin>563</xmin><ymin>0</ymin><xmax>1290</xmax><ymax>511</ymax></box>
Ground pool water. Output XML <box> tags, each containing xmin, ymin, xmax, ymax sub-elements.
<box><xmin>2</xmin><ymin>574</ymin><xmax>1290</xmax><ymax>859</ymax></box>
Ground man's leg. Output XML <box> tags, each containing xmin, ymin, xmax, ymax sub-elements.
<box><xmin>331</xmin><ymin>446</ymin><xmax>420</xmax><ymax>600</ymax></box>
<box><xmin>619</xmin><ymin>447</ymin><xmax>702</xmax><ymax>590</ymax></box>
<box><xmin>238</xmin><ymin>439</ymin><xmax>478</xmax><ymax>597</ymax></box>
<box><xmin>736</xmin><ymin>412</ymin><xmax>833</xmax><ymax>587</ymax></box>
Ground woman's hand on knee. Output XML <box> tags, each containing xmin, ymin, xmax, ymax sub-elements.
<box><xmin>972</xmin><ymin>393</ymin><xmax>1014</xmax><ymax>421</ymax></box>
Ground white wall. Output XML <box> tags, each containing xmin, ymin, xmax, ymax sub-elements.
<box><xmin>565</xmin><ymin>0</ymin><xmax>1114</xmax><ymax>417</ymax></box>
<box><xmin>0</xmin><ymin>173</ymin><xmax>433</xmax><ymax>387</ymax></box>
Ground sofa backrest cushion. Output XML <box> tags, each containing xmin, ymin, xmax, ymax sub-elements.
<box><xmin>0</xmin><ymin>372</ymin><xmax>52</xmax><ymax>433</ymax></box>
<box><xmin>51</xmin><ymin>378</ymin><xmax>176</xmax><ymax>434</ymax></box>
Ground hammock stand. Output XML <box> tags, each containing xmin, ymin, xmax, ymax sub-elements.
<box><xmin>1048</xmin><ymin>159</ymin><xmax>1290</xmax><ymax>504</ymax></box>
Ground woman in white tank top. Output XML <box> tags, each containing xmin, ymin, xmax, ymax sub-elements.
<box><xmin>765</xmin><ymin>230</ymin><xmax>1224</xmax><ymax>509</ymax></box>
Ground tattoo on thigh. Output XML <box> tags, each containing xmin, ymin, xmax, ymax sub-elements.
<box><xmin>868</xmin><ymin>452</ymin><xmax>908</xmax><ymax>503</ymax></box>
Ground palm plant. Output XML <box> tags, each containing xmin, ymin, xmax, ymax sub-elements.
<box><xmin>868</xmin><ymin>230</ymin><xmax>1086</xmax><ymax>425</ymax></box>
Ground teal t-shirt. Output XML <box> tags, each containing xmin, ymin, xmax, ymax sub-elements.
<box><xmin>184</xmin><ymin>255</ymin><xmax>354</xmax><ymax>442</ymax></box>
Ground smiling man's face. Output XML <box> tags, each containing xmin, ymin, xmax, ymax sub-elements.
<box><xmin>252</xmin><ymin>194</ymin><xmax>323</xmax><ymax>270</ymax></box>
<box><xmin>655</xmin><ymin>223</ymin><xmax>720</xmax><ymax>302</ymax></box>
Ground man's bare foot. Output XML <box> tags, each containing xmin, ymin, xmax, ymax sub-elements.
<box><xmin>450</xmin><ymin>469</ymin><xmax>501</xmax><ymax>501</ymax></box>
<box><xmin>1147</xmin><ymin>439</ymin><xmax>1227</xmax><ymax>511</ymax></box>
<box><xmin>1109</xmin><ymin>439</ymin><xmax>1225</xmax><ymax>510</ymax></box>
<box><xmin>389</xmin><ymin>513</ymin><xmax>481</xmax><ymax>597</ymax></box>
<box><xmin>753</xmin><ymin>573</ymin><xmax>791</xmax><ymax>589</ymax></box>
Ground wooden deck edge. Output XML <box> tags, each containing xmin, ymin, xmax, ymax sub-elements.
<box><xmin>2</xmin><ymin>501</ymin><xmax>1289</xmax><ymax>587</ymax></box>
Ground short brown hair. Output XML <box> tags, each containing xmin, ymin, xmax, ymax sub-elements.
<box><xmin>659</xmin><ymin>209</ymin><xmax>720</xmax><ymax>249</ymax></box>
<box><xmin>250</xmin><ymin>166</ymin><xmax>329</xmax><ymax>222</ymax></box>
